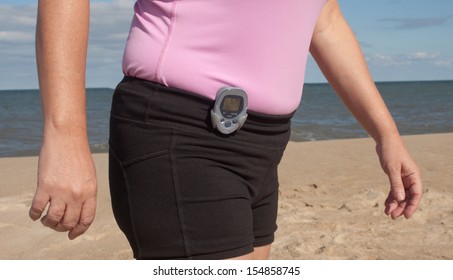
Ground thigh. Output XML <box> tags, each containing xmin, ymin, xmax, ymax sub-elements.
<box><xmin>228</xmin><ymin>245</ymin><xmax>272</xmax><ymax>260</ymax></box>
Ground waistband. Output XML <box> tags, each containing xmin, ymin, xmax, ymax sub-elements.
<box><xmin>111</xmin><ymin>76</ymin><xmax>293</xmax><ymax>149</ymax></box>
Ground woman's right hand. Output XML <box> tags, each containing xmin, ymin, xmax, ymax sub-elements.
<box><xmin>30</xmin><ymin>133</ymin><xmax>97</xmax><ymax>240</ymax></box>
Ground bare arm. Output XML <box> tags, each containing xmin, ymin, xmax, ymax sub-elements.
<box><xmin>309</xmin><ymin>0</ymin><xmax>422</xmax><ymax>219</ymax></box>
<box><xmin>30</xmin><ymin>0</ymin><xmax>97</xmax><ymax>239</ymax></box>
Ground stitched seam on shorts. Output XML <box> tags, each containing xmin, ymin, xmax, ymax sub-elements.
<box><xmin>109</xmin><ymin>147</ymin><xmax>143</xmax><ymax>259</ymax></box>
<box><xmin>169</xmin><ymin>129</ymin><xmax>190</xmax><ymax>257</ymax></box>
<box><xmin>121</xmin><ymin>150</ymin><xmax>170</xmax><ymax>168</ymax></box>
<box><xmin>252</xmin><ymin>149</ymin><xmax>280</xmax><ymax>206</ymax></box>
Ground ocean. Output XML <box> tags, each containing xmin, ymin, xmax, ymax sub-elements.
<box><xmin>1</xmin><ymin>80</ymin><xmax>452</xmax><ymax>157</ymax></box>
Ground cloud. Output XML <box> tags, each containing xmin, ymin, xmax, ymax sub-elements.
<box><xmin>0</xmin><ymin>0</ymin><xmax>135</xmax><ymax>89</ymax></box>
<box><xmin>0</xmin><ymin>31</ymin><xmax>34</xmax><ymax>42</ymax></box>
<box><xmin>86</xmin><ymin>0</ymin><xmax>135</xmax><ymax>87</ymax></box>
<box><xmin>379</xmin><ymin>16</ymin><xmax>451</xmax><ymax>29</ymax></box>
<box><xmin>367</xmin><ymin>51</ymin><xmax>452</xmax><ymax>67</ymax></box>
<box><xmin>0</xmin><ymin>4</ymin><xmax>38</xmax><ymax>88</ymax></box>
<box><xmin>0</xmin><ymin>4</ymin><xmax>36</xmax><ymax>43</ymax></box>
<box><xmin>410</xmin><ymin>52</ymin><xmax>441</xmax><ymax>60</ymax></box>
<box><xmin>111</xmin><ymin>0</ymin><xmax>136</xmax><ymax>7</ymax></box>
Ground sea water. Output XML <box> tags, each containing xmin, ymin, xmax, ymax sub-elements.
<box><xmin>1</xmin><ymin>81</ymin><xmax>452</xmax><ymax>157</ymax></box>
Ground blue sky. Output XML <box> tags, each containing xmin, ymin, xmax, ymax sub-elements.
<box><xmin>0</xmin><ymin>0</ymin><xmax>452</xmax><ymax>89</ymax></box>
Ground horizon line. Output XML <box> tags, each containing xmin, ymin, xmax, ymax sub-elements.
<box><xmin>1</xmin><ymin>78</ymin><xmax>452</xmax><ymax>91</ymax></box>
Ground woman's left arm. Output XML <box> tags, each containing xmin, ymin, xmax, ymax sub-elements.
<box><xmin>309</xmin><ymin>0</ymin><xmax>422</xmax><ymax>219</ymax></box>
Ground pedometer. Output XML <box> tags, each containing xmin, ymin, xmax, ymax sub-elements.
<box><xmin>211</xmin><ymin>87</ymin><xmax>248</xmax><ymax>134</ymax></box>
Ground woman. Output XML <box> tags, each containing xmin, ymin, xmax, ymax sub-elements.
<box><xmin>30</xmin><ymin>0</ymin><xmax>422</xmax><ymax>260</ymax></box>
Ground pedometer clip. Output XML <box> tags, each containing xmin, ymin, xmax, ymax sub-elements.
<box><xmin>210</xmin><ymin>87</ymin><xmax>248</xmax><ymax>134</ymax></box>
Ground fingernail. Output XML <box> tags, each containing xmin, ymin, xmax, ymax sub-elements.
<box><xmin>397</xmin><ymin>193</ymin><xmax>405</xmax><ymax>202</ymax></box>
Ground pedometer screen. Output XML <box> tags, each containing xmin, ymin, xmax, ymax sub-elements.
<box><xmin>221</xmin><ymin>96</ymin><xmax>243</xmax><ymax>117</ymax></box>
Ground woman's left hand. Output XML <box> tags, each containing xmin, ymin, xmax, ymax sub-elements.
<box><xmin>375</xmin><ymin>138</ymin><xmax>423</xmax><ymax>219</ymax></box>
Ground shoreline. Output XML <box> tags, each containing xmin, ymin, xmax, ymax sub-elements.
<box><xmin>3</xmin><ymin>131</ymin><xmax>453</xmax><ymax>159</ymax></box>
<box><xmin>1</xmin><ymin>133</ymin><xmax>452</xmax><ymax>259</ymax></box>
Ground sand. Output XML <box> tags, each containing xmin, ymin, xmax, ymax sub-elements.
<box><xmin>1</xmin><ymin>133</ymin><xmax>452</xmax><ymax>260</ymax></box>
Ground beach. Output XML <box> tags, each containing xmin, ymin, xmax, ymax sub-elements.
<box><xmin>1</xmin><ymin>133</ymin><xmax>452</xmax><ymax>260</ymax></box>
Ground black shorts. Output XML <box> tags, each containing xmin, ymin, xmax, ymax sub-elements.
<box><xmin>108</xmin><ymin>77</ymin><xmax>292</xmax><ymax>259</ymax></box>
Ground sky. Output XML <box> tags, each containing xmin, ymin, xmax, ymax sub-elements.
<box><xmin>0</xmin><ymin>0</ymin><xmax>452</xmax><ymax>90</ymax></box>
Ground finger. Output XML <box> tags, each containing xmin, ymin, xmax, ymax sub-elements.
<box><xmin>384</xmin><ymin>191</ymin><xmax>397</xmax><ymax>215</ymax></box>
<box><xmin>388</xmin><ymin>169</ymin><xmax>406</xmax><ymax>202</ymax></box>
<box><xmin>53</xmin><ymin>203</ymin><xmax>82</xmax><ymax>232</ymax></box>
<box><xmin>403</xmin><ymin>175</ymin><xmax>423</xmax><ymax>219</ymax></box>
<box><xmin>384</xmin><ymin>191</ymin><xmax>405</xmax><ymax>219</ymax></box>
<box><xmin>29</xmin><ymin>189</ymin><xmax>50</xmax><ymax>221</ymax></box>
<box><xmin>385</xmin><ymin>200</ymin><xmax>398</xmax><ymax>216</ymax></box>
<box><xmin>403</xmin><ymin>187</ymin><xmax>423</xmax><ymax>219</ymax></box>
<box><xmin>403</xmin><ymin>197</ymin><xmax>421</xmax><ymax>219</ymax></box>
<box><xmin>41</xmin><ymin>199</ymin><xmax>66</xmax><ymax>228</ymax></box>
<box><xmin>390</xmin><ymin>201</ymin><xmax>407</xmax><ymax>220</ymax></box>
<box><xmin>68</xmin><ymin>198</ymin><xmax>96</xmax><ymax>240</ymax></box>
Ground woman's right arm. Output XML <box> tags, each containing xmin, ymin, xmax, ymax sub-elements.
<box><xmin>30</xmin><ymin>0</ymin><xmax>97</xmax><ymax>240</ymax></box>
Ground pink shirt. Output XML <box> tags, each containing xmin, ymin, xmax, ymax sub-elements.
<box><xmin>122</xmin><ymin>0</ymin><xmax>327</xmax><ymax>115</ymax></box>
